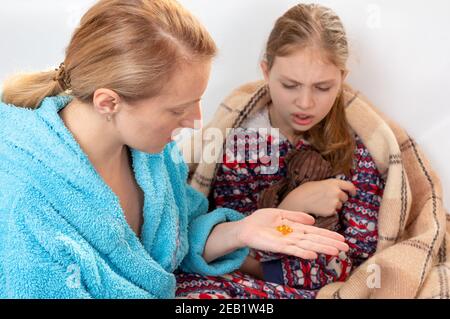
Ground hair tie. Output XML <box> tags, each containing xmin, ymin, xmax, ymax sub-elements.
<box><xmin>53</xmin><ymin>62</ymin><xmax>71</xmax><ymax>91</ymax></box>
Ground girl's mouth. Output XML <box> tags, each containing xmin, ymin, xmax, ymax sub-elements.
<box><xmin>292</xmin><ymin>114</ymin><xmax>314</xmax><ymax>126</ymax></box>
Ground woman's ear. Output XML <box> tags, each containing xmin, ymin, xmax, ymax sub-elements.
<box><xmin>260</xmin><ymin>60</ymin><xmax>270</xmax><ymax>82</ymax></box>
<box><xmin>92</xmin><ymin>89</ymin><xmax>122</xmax><ymax>117</ymax></box>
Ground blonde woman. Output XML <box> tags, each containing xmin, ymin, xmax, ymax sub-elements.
<box><xmin>0</xmin><ymin>0</ymin><xmax>349</xmax><ymax>299</ymax></box>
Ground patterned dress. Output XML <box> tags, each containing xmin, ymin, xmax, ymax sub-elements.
<box><xmin>176</xmin><ymin>108</ymin><xmax>385</xmax><ymax>299</ymax></box>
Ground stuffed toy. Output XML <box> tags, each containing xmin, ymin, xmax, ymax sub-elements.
<box><xmin>258</xmin><ymin>148</ymin><xmax>340</xmax><ymax>230</ymax></box>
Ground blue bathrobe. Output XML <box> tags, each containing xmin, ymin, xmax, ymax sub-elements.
<box><xmin>0</xmin><ymin>95</ymin><xmax>249</xmax><ymax>299</ymax></box>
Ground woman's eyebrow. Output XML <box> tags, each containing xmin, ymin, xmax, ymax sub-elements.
<box><xmin>171</xmin><ymin>98</ymin><xmax>201</xmax><ymax>108</ymax></box>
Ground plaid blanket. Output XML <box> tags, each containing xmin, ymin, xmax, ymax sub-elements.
<box><xmin>182</xmin><ymin>80</ymin><xmax>450</xmax><ymax>298</ymax></box>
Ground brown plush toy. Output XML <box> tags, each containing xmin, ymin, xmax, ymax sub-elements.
<box><xmin>257</xmin><ymin>148</ymin><xmax>340</xmax><ymax>230</ymax></box>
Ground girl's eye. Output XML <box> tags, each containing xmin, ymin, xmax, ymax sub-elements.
<box><xmin>282</xmin><ymin>83</ymin><xmax>298</xmax><ymax>89</ymax></box>
<box><xmin>316</xmin><ymin>87</ymin><xmax>331</xmax><ymax>92</ymax></box>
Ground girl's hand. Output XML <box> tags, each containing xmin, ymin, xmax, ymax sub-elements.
<box><xmin>278</xmin><ymin>179</ymin><xmax>357</xmax><ymax>217</ymax></box>
<box><xmin>236</xmin><ymin>208</ymin><xmax>349</xmax><ymax>260</ymax></box>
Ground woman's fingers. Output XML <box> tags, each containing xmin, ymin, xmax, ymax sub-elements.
<box><xmin>294</xmin><ymin>224</ymin><xmax>346</xmax><ymax>242</ymax></box>
<box><xmin>284</xmin><ymin>220</ymin><xmax>345</xmax><ymax>242</ymax></box>
<box><xmin>270</xmin><ymin>228</ymin><xmax>349</xmax><ymax>258</ymax></box>
<box><xmin>283</xmin><ymin>245</ymin><xmax>318</xmax><ymax>260</ymax></box>
<box><xmin>299</xmin><ymin>233</ymin><xmax>349</xmax><ymax>252</ymax></box>
<box><xmin>276</xmin><ymin>209</ymin><xmax>315</xmax><ymax>225</ymax></box>
<box><xmin>266</xmin><ymin>209</ymin><xmax>350</xmax><ymax>258</ymax></box>
<box><xmin>286</xmin><ymin>236</ymin><xmax>340</xmax><ymax>256</ymax></box>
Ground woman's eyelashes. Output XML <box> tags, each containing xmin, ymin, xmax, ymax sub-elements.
<box><xmin>170</xmin><ymin>108</ymin><xmax>187</xmax><ymax>116</ymax></box>
<box><xmin>169</xmin><ymin>100</ymin><xmax>201</xmax><ymax>116</ymax></box>
<box><xmin>171</xmin><ymin>111</ymin><xmax>185</xmax><ymax>116</ymax></box>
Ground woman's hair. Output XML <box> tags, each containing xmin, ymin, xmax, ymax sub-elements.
<box><xmin>1</xmin><ymin>0</ymin><xmax>217</xmax><ymax>109</ymax></box>
<box><xmin>265</xmin><ymin>4</ymin><xmax>355</xmax><ymax>176</ymax></box>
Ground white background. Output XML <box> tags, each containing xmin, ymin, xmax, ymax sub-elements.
<box><xmin>1</xmin><ymin>0</ymin><xmax>449</xmax><ymax>211</ymax></box>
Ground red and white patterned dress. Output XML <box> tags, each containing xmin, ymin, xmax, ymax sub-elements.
<box><xmin>176</xmin><ymin>108</ymin><xmax>385</xmax><ymax>299</ymax></box>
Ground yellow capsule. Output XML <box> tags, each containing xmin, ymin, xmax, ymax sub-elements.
<box><xmin>276</xmin><ymin>225</ymin><xmax>293</xmax><ymax>236</ymax></box>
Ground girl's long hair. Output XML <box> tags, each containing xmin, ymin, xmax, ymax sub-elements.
<box><xmin>265</xmin><ymin>4</ymin><xmax>355</xmax><ymax>176</ymax></box>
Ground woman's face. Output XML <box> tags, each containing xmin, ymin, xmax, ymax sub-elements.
<box><xmin>262</xmin><ymin>47</ymin><xmax>345</xmax><ymax>140</ymax></box>
<box><xmin>115</xmin><ymin>60</ymin><xmax>211</xmax><ymax>154</ymax></box>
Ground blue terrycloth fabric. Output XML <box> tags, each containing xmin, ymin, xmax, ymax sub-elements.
<box><xmin>0</xmin><ymin>96</ymin><xmax>249</xmax><ymax>299</ymax></box>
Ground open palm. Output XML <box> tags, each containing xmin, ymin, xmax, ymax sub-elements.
<box><xmin>239</xmin><ymin>208</ymin><xmax>349</xmax><ymax>260</ymax></box>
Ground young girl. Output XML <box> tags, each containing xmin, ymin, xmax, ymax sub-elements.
<box><xmin>177</xmin><ymin>4</ymin><xmax>385</xmax><ymax>299</ymax></box>
<box><xmin>0</xmin><ymin>0</ymin><xmax>349</xmax><ymax>299</ymax></box>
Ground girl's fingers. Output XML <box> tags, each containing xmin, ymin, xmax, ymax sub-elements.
<box><xmin>336</xmin><ymin>180</ymin><xmax>357</xmax><ymax>197</ymax></box>
<box><xmin>338</xmin><ymin>191</ymin><xmax>349</xmax><ymax>203</ymax></box>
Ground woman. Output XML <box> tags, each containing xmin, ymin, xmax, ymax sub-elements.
<box><xmin>177</xmin><ymin>4</ymin><xmax>386</xmax><ymax>299</ymax></box>
<box><xmin>0</xmin><ymin>0</ymin><xmax>348</xmax><ymax>299</ymax></box>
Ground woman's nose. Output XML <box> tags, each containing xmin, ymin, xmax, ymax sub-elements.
<box><xmin>180</xmin><ymin>104</ymin><xmax>203</xmax><ymax>129</ymax></box>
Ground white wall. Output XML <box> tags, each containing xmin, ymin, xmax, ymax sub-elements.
<box><xmin>1</xmin><ymin>0</ymin><xmax>449</xmax><ymax>211</ymax></box>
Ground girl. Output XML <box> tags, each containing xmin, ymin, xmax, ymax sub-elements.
<box><xmin>0</xmin><ymin>0</ymin><xmax>348</xmax><ymax>299</ymax></box>
<box><xmin>177</xmin><ymin>3</ymin><xmax>385</xmax><ymax>299</ymax></box>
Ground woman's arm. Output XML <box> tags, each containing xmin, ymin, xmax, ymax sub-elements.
<box><xmin>202</xmin><ymin>220</ymin><xmax>245</xmax><ymax>263</ymax></box>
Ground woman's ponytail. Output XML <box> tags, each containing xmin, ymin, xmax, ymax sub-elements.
<box><xmin>1</xmin><ymin>64</ymin><xmax>68</xmax><ymax>109</ymax></box>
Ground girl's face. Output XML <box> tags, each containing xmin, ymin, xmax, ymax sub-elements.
<box><xmin>115</xmin><ymin>60</ymin><xmax>211</xmax><ymax>154</ymax></box>
<box><xmin>262</xmin><ymin>47</ymin><xmax>345</xmax><ymax>140</ymax></box>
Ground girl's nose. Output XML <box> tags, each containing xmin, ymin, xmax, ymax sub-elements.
<box><xmin>295</xmin><ymin>90</ymin><xmax>314</xmax><ymax>110</ymax></box>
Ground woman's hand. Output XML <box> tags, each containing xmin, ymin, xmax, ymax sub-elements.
<box><xmin>236</xmin><ymin>208</ymin><xmax>349</xmax><ymax>260</ymax></box>
<box><xmin>278</xmin><ymin>179</ymin><xmax>357</xmax><ymax>217</ymax></box>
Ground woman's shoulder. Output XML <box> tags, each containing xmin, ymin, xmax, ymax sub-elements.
<box><xmin>0</xmin><ymin>182</ymin><xmax>47</xmax><ymax>222</ymax></box>
<box><xmin>0</xmin><ymin>95</ymin><xmax>71</xmax><ymax>139</ymax></box>
<box><xmin>0</xmin><ymin>100</ymin><xmax>35</xmax><ymax>134</ymax></box>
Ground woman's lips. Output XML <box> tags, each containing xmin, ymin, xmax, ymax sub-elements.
<box><xmin>292</xmin><ymin>113</ymin><xmax>314</xmax><ymax>126</ymax></box>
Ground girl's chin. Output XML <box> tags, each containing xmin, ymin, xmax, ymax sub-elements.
<box><xmin>291</xmin><ymin>122</ymin><xmax>315</xmax><ymax>132</ymax></box>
